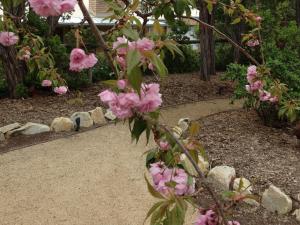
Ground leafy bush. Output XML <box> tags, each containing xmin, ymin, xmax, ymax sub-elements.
<box><xmin>92</xmin><ymin>53</ymin><xmax>115</xmax><ymax>82</ymax></box>
<box><xmin>0</xmin><ymin>63</ymin><xmax>8</xmax><ymax>97</ymax></box>
<box><xmin>163</xmin><ymin>45</ymin><xmax>200</xmax><ymax>74</ymax></box>
<box><xmin>215</xmin><ymin>42</ymin><xmax>234</xmax><ymax>71</ymax></box>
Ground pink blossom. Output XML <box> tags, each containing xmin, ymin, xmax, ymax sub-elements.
<box><xmin>54</xmin><ymin>86</ymin><xmax>68</xmax><ymax>95</ymax></box>
<box><xmin>41</xmin><ymin>80</ymin><xmax>52</xmax><ymax>87</ymax></box>
<box><xmin>113</xmin><ymin>36</ymin><xmax>130</xmax><ymax>55</ymax></box>
<box><xmin>28</xmin><ymin>0</ymin><xmax>76</xmax><ymax>17</ymax></box>
<box><xmin>116</xmin><ymin>55</ymin><xmax>126</xmax><ymax>69</ymax></box>
<box><xmin>250</xmin><ymin>80</ymin><xmax>263</xmax><ymax>91</ymax></box>
<box><xmin>228</xmin><ymin>221</ymin><xmax>240</xmax><ymax>225</ymax></box>
<box><xmin>269</xmin><ymin>96</ymin><xmax>278</xmax><ymax>103</ymax></box>
<box><xmin>98</xmin><ymin>90</ymin><xmax>117</xmax><ymax>104</ymax></box>
<box><xmin>84</xmin><ymin>53</ymin><xmax>98</xmax><ymax>68</ymax></box>
<box><xmin>256</xmin><ymin>16</ymin><xmax>262</xmax><ymax>23</ymax></box>
<box><xmin>136</xmin><ymin>38</ymin><xmax>155</xmax><ymax>51</ymax></box>
<box><xmin>195</xmin><ymin>210</ymin><xmax>218</xmax><ymax>225</ymax></box>
<box><xmin>138</xmin><ymin>83</ymin><xmax>162</xmax><ymax>113</ymax></box>
<box><xmin>69</xmin><ymin>48</ymin><xmax>98</xmax><ymax>72</ymax></box>
<box><xmin>247</xmin><ymin>65</ymin><xmax>257</xmax><ymax>83</ymax></box>
<box><xmin>159</xmin><ymin>140</ymin><xmax>170</xmax><ymax>151</ymax></box>
<box><xmin>60</xmin><ymin>0</ymin><xmax>77</xmax><ymax>13</ymax></box>
<box><xmin>259</xmin><ymin>90</ymin><xmax>271</xmax><ymax>101</ymax></box>
<box><xmin>0</xmin><ymin>32</ymin><xmax>19</xmax><ymax>46</ymax></box>
<box><xmin>117</xmin><ymin>79</ymin><xmax>127</xmax><ymax>90</ymax></box>
<box><xmin>149</xmin><ymin>163</ymin><xmax>195</xmax><ymax>196</ymax></box>
<box><xmin>148</xmin><ymin>63</ymin><xmax>154</xmax><ymax>71</ymax></box>
<box><xmin>247</xmin><ymin>39</ymin><xmax>260</xmax><ymax>47</ymax></box>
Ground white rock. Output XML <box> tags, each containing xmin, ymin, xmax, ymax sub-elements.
<box><xmin>178</xmin><ymin>118</ymin><xmax>190</xmax><ymax>133</ymax></box>
<box><xmin>0</xmin><ymin>132</ymin><xmax>5</xmax><ymax>142</ymax></box>
<box><xmin>293</xmin><ymin>209</ymin><xmax>300</xmax><ymax>222</ymax></box>
<box><xmin>51</xmin><ymin>117</ymin><xmax>74</xmax><ymax>132</ymax></box>
<box><xmin>89</xmin><ymin>107</ymin><xmax>106</xmax><ymax>125</ymax></box>
<box><xmin>233</xmin><ymin>178</ymin><xmax>259</xmax><ymax>206</ymax></box>
<box><xmin>261</xmin><ymin>185</ymin><xmax>292</xmax><ymax>214</ymax></box>
<box><xmin>70</xmin><ymin>112</ymin><xmax>94</xmax><ymax>128</ymax></box>
<box><xmin>207</xmin><ymin>166</ymin><xmax>236</xmax><ymax>191</ymax></box>
<box><xmin>0</xmin><ymin>122</ymin><xmax>21</xmax><ymax>134</ymax></box>
<box><xmin>8</xmin><ymin>122</ymin><xmax>50</xmax><ymax>136</ymax></box>
<box><xmin>104</xmin><ymin>109</ymin><xmax>117</xmax><ymax>121</ymax></box>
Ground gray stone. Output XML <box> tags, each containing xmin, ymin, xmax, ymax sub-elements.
<box><xmin>70</xmin><ymin>112</ymin><xmax>93</xmax><ymax>128</ymax></box>
<box><xmin>293</xmin><ymin>209</ymin><xmax>300</xmax><ymax>222</ymax></box>
<box><xmin>51</xmin><ymin>117</ymin><xmax>74</xmax><ymax>132</ymax></box>
<box><xmin>89</xmin><ymin>107</ymin><xmax>106</xmax><ymax>125</ymax></box>
<box><xmin>0</xmin><ymin>122</ymin><xmax>21</xmax><ymax>134</ymax></box>
<box><xmin>207</xmin><ymin>166</ymin><xmax>236</xmax><ymax>191</ymax></box>
<box><xmin>261</xmin><ymin>185</ymin><xmax>292</xmax><ymax>214</ymax></box>
<box><xmin>0</xmin><ymin>132</ymin><xmax>5</xmax><ymax>142</ymax></box>
<box><xmin>178</xmin><ymin>118</ymin><xmax>190</xmax><ymax>133</ymax></box>
<box><xmin>7</xmin><ymin>122</ymin><xmax>50</xmax><ymax>136</ymax></box>
<box><xmin>233</xmin><ymin>178</ymin><xmax>259</xmax><ymax>206</ymax></box>
<box><xmin>104</xmin><ymin>109</ymin><xmax>117</xmax><ymax>121</ymax></box>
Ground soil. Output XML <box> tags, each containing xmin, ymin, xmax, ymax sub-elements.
<box><xmin>197</xmin><ymin>110</ymin><xmax>300</xmax><ymax>225</ymax></box>
<box><xmin>0</xmin><ymin>73</ymin><xmax>233</xmax><ymax>127</ymax></box>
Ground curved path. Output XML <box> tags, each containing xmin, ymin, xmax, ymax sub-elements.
<box><xmin>0</xmin><ymin>99</ymin><xmax>242</xmax><ymax>225</ymax></box>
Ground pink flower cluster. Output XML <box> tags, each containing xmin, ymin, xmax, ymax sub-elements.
<box><xmin>245</xmin><ymin>65</ymin><xmax>278</xmax><ymax>103</ymax></box>
<box><xmin>0</xmin><ymin>32</ymin><xmax>19</xmax><ymax>46</ymax></box>
<box><xmin>69</xmin><ymin>48</ymin><xmax>98</xmax><ymax>72</ymax></box>
<box><xmin>246</xmin><ymin>39</ymin><xmax>259</xmax><ymax>47</ymax></box>
<box><xmin>195</xmin><ymin>210</ymin><xmax>240</xmax><ymax>225</ymax></box>
<box><xmin>28</xmin><ymin>0</ymin><xmax>76</xmax><ymax>17</ymax></box>
<box><xmin>20</xmin><ymin>49</ymin><xmax>31</xmax><ymax>61</ymax></box>
<box><xmin>41</xmin><ymin>80</ymin><xmax>52</xmax><ymax>87</ymax></box>
<box><xmin>54</xmin><ymin>86</ymin><xmax>68</xmax><ymax>95</ymax></box>
<box><xmin>149</xmin><ymin>162</ymin><xmax>195</xmax><ymax>196</ymax></box>
<box><xmin>159</xmin><ymin>140</ymin><xmax>170</xmax><ymax>151</ymax></box>
<box><xmin>99</xmin><ymin>82</ymin><xmax>162</xmax><ymax>119</ymax></box>
<box><xmin>113</xmin><ymin>36</ymin><xmax>155</xmax><ymax>71</ymax></box>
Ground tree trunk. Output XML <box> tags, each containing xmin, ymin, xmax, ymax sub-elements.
<box><xmin>296</xmin><ymin>0</ymin><xmax>300</xmax><ymax>27</ymax></box>
<box><xmin>232</xmin><ymin>23</ymin><xmax>244</xmax><ymax>63</ymax></box>
<box><xmin>0</xmin><ymin>45</ymin><xmax>26</xmax><ymax>98</ymax></box>
<box><xmin>47</xmin><ymin>16</ymin><xmax>61</xmax><ymax>35</ymax></box>
<box><xmin>198</xmin><ymin>1</ymin><xmax>216</xmax><ymax>81</ymax></box>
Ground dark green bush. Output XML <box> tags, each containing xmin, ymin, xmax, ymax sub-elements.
<box><xmin>164</xmin><ymin>45</ymin><xmax>200</xmax><ymax>74</ymax></box>
<box><xmin>0</xmin><ymin>63</ymin><xmax>8</xmax><ymax>97</ymax></box>
<box><xmin>215</xmin><ymin>42</ymin><xmax>234</xmax><ymax>71</ymax></box>
<box><xmin>92</xmin><ymin>53</ymin><xmax>115</xmax><ymax>82</ymax></box>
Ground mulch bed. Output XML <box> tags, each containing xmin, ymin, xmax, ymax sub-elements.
<box><xmin>197</xmin><ymin>109</ymin><xmax>300</xmax><ymax>225</ymax></box>
<box><xmin>0</xmin><ymin>73</ymin><xmax>233</xmax><ymax>152</ymax></box>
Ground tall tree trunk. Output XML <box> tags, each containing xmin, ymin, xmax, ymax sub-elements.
<box><xmin>296</xmin><ymin>0</ymin><xmax>300</xmax><ymax>27</ymax></box>
<box><xmin>0</xmin><ymin>46</ymin><xmax>26</xmax><ymax>98</ymax></box>
<box><xmin>232</xmin><ymin>23</ymin><xmax>245</xmax><ymax>63</ymax></box>
<box><xmin>0</xmin><ymin>1</ymin><xmax>27</xmax><ymax>98</ymax></box>
<box><xmin>47</xmin><ymin>16</ymin><xmax>61</xmax><ymax>35</ymax></box>
<box><xmin>198</xmin><ymin>1</ymin><xmax>216</xmax><ymax>81</ymax></box>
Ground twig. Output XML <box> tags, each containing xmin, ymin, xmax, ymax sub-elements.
<box><xmin>160</xmin><ymin>125</ymin><xmax>227</xmax><ymax>225</ymax></box>
<box><xmin>181</xmin><ymin>16</ymin><xmax>260</xmax><ymax>66</ymax></box>
<box><xmin>77</xmin><ymin>0</ymin><xmax>119</xmax><ymax>77</ymax></box>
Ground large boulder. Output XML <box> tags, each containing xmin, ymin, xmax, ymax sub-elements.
<box><xmin>89</xmin><ymin>107</ymin><xmax>106</xmax><ymax>125</ymax></box>
<box><xmin>261</xmin><ymin>185</ymin><xmax>292</xmax><ymax>214</ymax></box>
<box><xmin>7</xmin><ymin>122</ymin><xmax>50</xmax><ymax>136</ymax></box>
<box><xmin>0</xmin><ymin>123</ymin><xmax>21</xmax><ymax>134</ymax></box>
<box><xmin>51</xmin><ymin>117</ymin><xmax>74</xmax><ymax>132</ymax></box>
<box><xmin>70</xmin><ymin>112</ymin><xmax>93</xmax><ymax>128</ymax></box>
<box><xmin>207</xmin><ymin>166</ymin><xmax>236</xmax><ymax>191</ymax></box>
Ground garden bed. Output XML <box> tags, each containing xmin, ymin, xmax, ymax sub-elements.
<box><xmin>197</xmin><ymin>109</ymin><xmax>300</xmax><ymax>225</ymax></box>
<box><xmin>0</xmin><ymin>73</ymin><xmax>233</xmax><ymax>127</ymax></box>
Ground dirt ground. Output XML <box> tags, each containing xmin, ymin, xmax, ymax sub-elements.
<box><xmin>0</xmin><ymin>74</ymin><xmax>233</xmax><ymax>127</ymax></box>
<box><xmin>197</xmin><ymin>110</ymin><xmax>300</xmax><ymax>225</ymax></box>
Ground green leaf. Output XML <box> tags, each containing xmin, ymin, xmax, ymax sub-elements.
<box><xmin>131</xmin><ymin>118</ymin><xmax>147</xmax><ymax>142</ymax></box>
<box><xmin>153</xmin><ymin>19</ymin><xmax>164</xmax><ymax>35</ymax></box>
<box><xmin>174</xmin><ymin>0</ymin><xmax>186</xmax><ymax>16</ymax></box>
<box><xmin>144</xmin><ymin>201</ymin><xmax>165</xmax><ymax>224</ymax></box>
<box><xmin>126</xmin><ymin>49</ymin><xmax>141</xmax><ymax>74</ymax></box>
<box><xmin>231</xmin><ymin>17</ymin><xmax>241</xmax><ymax>25</ymax></box>
<box><xmin>146</xmin><ymin>51</ymin><xmax>168</xmax><ymax>77</ymax></box>
<box><xmin>122</xmin><ymin>27</ymin><xmax>139</xmax><ymax>40</ymax></box>
<box><xmin>128</xmin><ymin>66</ymin><xmax>143</xmax><ymax>93</ymax></box>
<box><xmin>145</xmin><ymin>175</ymin><xmax>165</xmax><ymax>199</ymax></box>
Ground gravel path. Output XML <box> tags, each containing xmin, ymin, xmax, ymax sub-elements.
<box><xmin>0</xmin><ymin>99</ymin><xmax>242</xmax><ymax>225</ymax></box>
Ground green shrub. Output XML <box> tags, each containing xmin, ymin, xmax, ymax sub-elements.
<box><xmin>0</xmin><ymin>63</ymin><xmax>8</xmax><ymax>97</ymax></box>
<box><xmin>62</xmin><ymin>71</ymin><xmax>90</xmax><ymax>90</ymax></box>
<box><xmin>92</xmin><ymin>53</ymin><xmax>115</xmax><ymax>82</ymax></box>
<box><xmin>164</xmin><ymin>45</ymin><xmax>200</xmax><ymax>74</ymax></box>
<box><xmin>15</xmin><ymin>84</ymin><xmax>29</xmax><ymax>98</ymax></box>
<box><xmin>215</xmin><ymin>42</ymin><xmax>234</xmax><ymax>71</ymax></box>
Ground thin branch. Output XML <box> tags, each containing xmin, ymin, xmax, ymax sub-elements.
<box><xmin>77</xmin><ymin>0</ymin><xmax>119</xmax><ymax>77</ymax></box>
<box><xmin>160</xmin><ymin>125</ymin><xmax>227</xmax><ymax>225</ymax></box>
<box><xmin>182</xmin><ymin>16</ymin><xmax>260</xmax><ymax>66</ymax></box>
